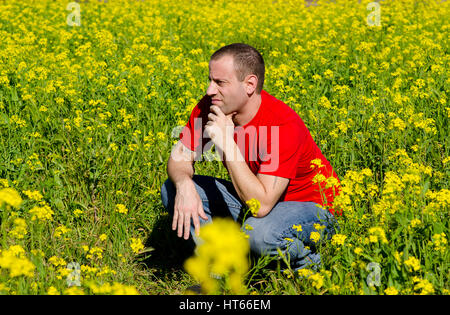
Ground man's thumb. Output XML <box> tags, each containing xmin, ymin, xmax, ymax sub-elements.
<box><xmin>199</xmin><ymin>205</ymin><xmax>208</xmax><ymax>220</ymax></box>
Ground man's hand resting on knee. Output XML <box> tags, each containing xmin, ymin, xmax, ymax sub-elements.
<box><xmin>172</xmin><ymin>180</ymin><xmax>209</xmax><ymax>240</ymax></box>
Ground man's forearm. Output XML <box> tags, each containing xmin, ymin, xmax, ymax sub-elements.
<box><xmin>223</xmin><ymin>141</ymin><xmax>267</xmax><ymax>208</ymax></box>
<box><xmin>167</xmin><ymin>157</ymin><xmax>195</xmax><ymax>189</ymax></box>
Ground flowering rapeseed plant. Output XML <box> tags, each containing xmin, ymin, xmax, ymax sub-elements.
<box><xmin>245</xmin><ymin>198</ymin><xmax>261</xmax><ymax>217</ymax></box>
<box><xmin>0</xmin><ymin>188</ymin><xmax>22</xmax><ymax>209</ymax></box>
<box><xmin>184</xmin><ymin>218</ymin><xmax>249</xmax><ymax>294</ymax></box>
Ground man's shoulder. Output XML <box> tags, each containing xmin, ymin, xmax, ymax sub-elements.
<box><xmin>261</xmin><ymin>90</ymin><xmax>303</xmax><ymax>127</ymax></box>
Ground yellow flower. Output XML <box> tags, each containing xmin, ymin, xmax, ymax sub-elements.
<box><xmin>115</xmin><ymin>203</ymin><xmax>128</xmax><ymax>214</ymax></box>
<box><xmin>310</xmin><ymin>231</ymin><xmax>321</xmax><ymax>243</ymax></box>
<box><xmin>431</xmin><ymin>233</ymin><xmax>447</xmax><ymax>253</ymax></box>
<box><xmin>368</xmin><ymin>227</ymin><xmax>388</xmax><ymax>244</ymax></box>
<box><xmin>331</xmin><ymin>234</ymin><xmax>347</xmax><ymax>246</ymax></box>
<box><xmin>73</xmin><ymin>208</ymin><xmax>84</xmax><ymax>217</ymax></box>
<box><xmin>48</xmin><ymin>256</ymin><xmax>67</xmax><ymax>267</ymax></box>
<box><xmin>184</xmin><ymin>218</ymin><xmax>249</xmax><ymax>294</ymax></box>
<box><xmin>312</xmin><ymin>173</ymin><xmax>327</xmax><ymax>184</ymax></box>
<box><xmin>309</xmin><ymin>273</ymin><xmax>324</xmax><ymax>290</ymax></box>
<box><xmin>0</xmin><ymin>188</ymin><xmax>23</xmax><ymax>209</ymax></box>
<box><xmin>87</xmin><ymin>281</ymin><xmax>139</xmax><ymax>295</ymax></box>
<box><xmin>29</xmin><ymin>202</ymin><xmax>54</xmax><ymax>222</ymax></box>
<box><xmin>292</xmin><ymin>224</ymin><xmax>302</xmax><ymax>232</ymax></box>
<box><xmin>412</xmin><ymin>277</ymin><xmax>434</xmax><ymax>295</ymax></box>
<box><xmin>86</xmin><ymin>247</ymin><xmax>103</xmax><ymax>260</ymax></box>
<box><xmin>310</xmin><ymin>159</ymin><xmax>325</xmax><ymax>169</ymax></box>
<box><xmin>54</xmin><ymin>225</ymin><xmax>71</xmax><ymax>238</ymax></box>
<box><xmin>99</xmin><ymin>234</ymin><xmax>108</xmax><ymax>241</ymax></box>
<box><xmin>8</xmin><ymin>218</ymin><xmax>28</xmax><ymax>239</ymax></box>
<box><xmin>404</xmin><ymin>256</ymin><xmax>421</xmax><ymax>272</ymax></box>
<box><xmin>0</xmin><ymin>178</ymin><xmax>9</xmax><ymax>188</ymax></box>
<box><xmin>318</xmin><ymin>96</ymin><xmax>331</xmax><ymax>109</ymax></box>
<box><xmin>64</xmin><ymin>287</ymin><xmax>85</xmax><ymax>295</ymax></box>
<box><xmin>325</xmin><ymin>176</ymin><xmax>340</xmax><ymax>189</ymax></box>
<box><xmin>0</xmin><ymin>245</ymin><xmax>35</xmax><ymax>277</ymax></box>
<box><xmin>354</xmin><ymin>247</ymin><xmax>363</xmax><ymax>255</ymax></box>
<box><xmin>313</xmin><ymin>223</ymin><xmax>326</xmax><ymax>231</ymax></box>
<box><xmin>245</xmin><ymin>198</ymin><xmax>260</xmax><ymax>217</ymax></box>
<box><xmin>323</xmin><ymin>69</ymin><xmax>334</xmax><ymax>79</ymax></box>
<box><xmin>156</xmin><ymin>132</ymin><xmax>167</xmax><ymax>141</ymax></box>
<box><xmin>22</xmin><ymin>190</ymin><xmax>43</xmax><ymax>201</ymax></box>
<box><xmin>384</xmin><ymin>287</ymin><xmax>399</xmax><ymax>295</ymax></box>
<box><xmin>409</xmin><ymin>219</ymin><xmax>422</xmax><ymax>228</ymax></box>
<box><xmin>47</xmin><ymin>286</ymin><xmax>60</xmax><ymax>295</ymax></box>
<box><xmin>130</xmin><ymin>237</ymin><xmax>145</xmax><ymax>254</ymax></box>
<box><xmin>297</xmin><ymin>268</ymin><xmax>314</xmax><ymax>278</ymax></box>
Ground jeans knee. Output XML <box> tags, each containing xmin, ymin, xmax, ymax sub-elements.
<box><xmin>244</xmin><ymin>221</ymin><xmax>275</xmax><ymax>255</ymax></box>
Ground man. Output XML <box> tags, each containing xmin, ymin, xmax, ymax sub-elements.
<box><xmin>161</xmin><ymin>43</ymin><xmax>340</xmax><ymax>271</ymax></box>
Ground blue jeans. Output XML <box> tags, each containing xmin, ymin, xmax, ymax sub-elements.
<box><xmin>160</xmin><ymin>175</ymin><xmax>338</xmax><ymax>271</ymax></box>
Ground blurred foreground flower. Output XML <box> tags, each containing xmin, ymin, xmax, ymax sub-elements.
<box><xmin>184</xmin><ymin>218</ymin><xmax>249</xmax><ymax>294</ymax></box>
<box><xmin>0</xmin><ymin>245</ymin><xmax>35</xmax><ymax>278</ymax></box>
<box><xmin>0</xmin><ymin>188</ymin><xmax>23</xmax><ymax>209</ymax></box>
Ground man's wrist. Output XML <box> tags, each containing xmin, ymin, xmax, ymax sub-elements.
<box><xmin>174</xmin><ymin>176</ymin><xmax>194</xmax><ymax>190</ymax></box>
<box><xmin>223</xmin><ymin>139</ymin><xmax>244</xmax><ymax>162</ymax></box>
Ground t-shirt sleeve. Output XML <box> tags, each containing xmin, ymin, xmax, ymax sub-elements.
<box><xmin>257</xmin><ymin>122</ymin><xmax>304</xmax><ymax>179</ymax></box>
<box><xmin>179</xmin><ymin>95</ymin><xmax>211</xmax><ymax>154</ymax></box>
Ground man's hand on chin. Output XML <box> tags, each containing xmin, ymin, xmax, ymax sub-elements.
<box><xmin>204</xmin><ymin>105</ymin><xmax>237</xmax><ymax>153</ymax></box>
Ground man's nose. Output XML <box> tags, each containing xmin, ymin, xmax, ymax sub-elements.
<box><xmin>206</xmin><ymin>81</ymin><xmax>217</xmax><ymax>96</ymax></box>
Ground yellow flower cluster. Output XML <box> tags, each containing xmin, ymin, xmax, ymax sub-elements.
<box><xmin>412</xmin><ymin>277</ymin><xmax>435</xmax><ymax>295</ymax></box>
<box><xmin>245</xmin><ymin>198</ymin><xmax>261</xmax><ymax>217</ymax></box>
<box><xmin>430</xmin><ymin>233</ymin><xmax>447</xmax><ymax>254</ymax></box>
<box><xmin>54</xmin><ymin>225</ymin><xmax>71</xmax><ymax>239</ymax></box>
<box><xmin>0</xmin><ymin>188</ymin><xmax>23</xmax><ymax>209</ymax></box>
<box><xmin>404</xmin><ymin>256</ymin><xmax>421</xmax><ymax>273</ymax></box>
<box><xmin>29</xmin><ymin>202</ymin><xmax>54</xmax><ymax>222</ymax></box>
<box><xmin>331</xmin><ymin>234</ymin><xmax>347</xmax><ymax>247</ymax></box>
<box><xmin>367</xmin><ymin>227</ymin><xmax>388</xmax><ymax>244</ymax></box>
<box><xmin>310</xmin><ymin>231</ymin><xmax>321</xmax><ymax>243</ymax></box>
<box><xmin>296</xmin><ymin>268</ymin><xmax>327</xmax><ymax>291</ymax></box>
<box><xmin>115</xmin><ymin>203</ymin><xmax>128</xmax><ymax>214</ymax></box>
<box><xmin>184</xmin><ymin>218</ymin><xmax>249</xmax><ymax>294</ymax></box>
<box><xmin>129</xmin><ymin>238</ymin><xmax>144</xmax><ymax>254</ymax></box>
<box><xmin>0</xmin><ymin>245</ymin><xmax>35</xmax><ymax>278</ymax></box>
<box><xmin>87</xmin><ymin>281</ymin><xmax>139</xmax><ymax>295</ymax></box>
<box><xmin>8</xmin><ymin>218</ymin><xmax>28</xmax><ymax>239</ymax></box>
<box><xmin>22</xmin><ymin>190</ymin><xmax>43</xmax><ymax>201</ymax></box>
<box><xmin>83</xmin><ymin>246</ymin><xmax>104</xmax><ymax>261</ymax></box>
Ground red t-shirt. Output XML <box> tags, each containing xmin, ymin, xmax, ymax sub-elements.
<box><xmin>180</xmin><ymin>90</ymin><xmax>341</xmax><ymax>215</ymax></box>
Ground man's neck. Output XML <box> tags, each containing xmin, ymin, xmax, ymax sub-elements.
<box><xmin>232</xmin><ymin>92</ymin><xmax>262</xmax><ymax>127</ymax></box>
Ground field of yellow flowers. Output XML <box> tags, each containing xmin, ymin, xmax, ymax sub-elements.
<box><xmin>0</xmin><ymin>0</ymin><xmax>448</xmax><ymax>295</ymax></box>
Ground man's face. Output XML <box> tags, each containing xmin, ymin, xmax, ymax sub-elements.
<box><xmin>206</xmin><ymin>55</ymin><xmax>247</xmax><ymax>115</ymax></box>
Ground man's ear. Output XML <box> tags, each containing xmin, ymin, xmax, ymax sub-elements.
<box><xmin>245</xmin><ymin>74</ymin><xmax>258</xmax><ymax>95</ymax></box>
